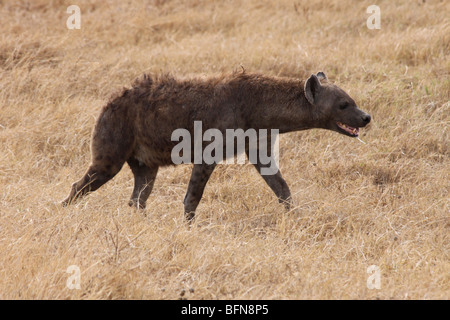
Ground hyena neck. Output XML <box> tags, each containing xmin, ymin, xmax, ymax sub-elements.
<box><xmin>236</xmin><ymin>74</ymin><xmax>324</xmax><ymax>133</ymax></box>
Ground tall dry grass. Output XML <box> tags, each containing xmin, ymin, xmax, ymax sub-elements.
<box><xmin>0</xmin><ymin>0</ymin><xmax>448</xmax><ymax>299</ymax></box>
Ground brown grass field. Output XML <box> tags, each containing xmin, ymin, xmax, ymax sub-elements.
<box><xmin>0</xmin><ymin>0</ymin><xmax>448</xmax><ymax>300</ymax></box>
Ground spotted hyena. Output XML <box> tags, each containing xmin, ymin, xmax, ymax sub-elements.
<box><xmin>62</xmin><ymin>71</ymin><xmax>371</xmax><ymax>220</ymax></box>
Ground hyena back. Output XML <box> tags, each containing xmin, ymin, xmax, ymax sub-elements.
<box><xmin>62</xmin><ymin>72</ymin><xmax>371</xmax><ymax>220</ymax></box>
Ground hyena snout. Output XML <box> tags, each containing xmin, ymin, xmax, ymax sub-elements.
<box><xmin>361</xmin><ymin>112</ymin><xmax>371</xmax><ymax>125</ymax></box>
<box><xmin>352</xmin><ymin>109</ymin><xmax>371</xmax><ymax>128</ymax></box>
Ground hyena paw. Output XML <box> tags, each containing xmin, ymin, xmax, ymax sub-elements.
<box><xmin>128</xmin><ymin>199</ymin><xmax>146</xmax><ymax>209</ymax></box>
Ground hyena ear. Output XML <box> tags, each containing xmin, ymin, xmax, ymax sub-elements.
<box><xmin>304</xmin><ymin>74</ymin><xmax>322</xmax><ymax>105</ymax></box>
<box><xmin>316</xmin><ymin>71</ymin><xmax>327</xmax><ymax>82</ymax></box>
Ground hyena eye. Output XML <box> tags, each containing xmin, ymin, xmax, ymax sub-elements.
<box><xmin>339</xmin><ymin>104</ymin><xmax>348</xmax><ymax>110</ymax></box>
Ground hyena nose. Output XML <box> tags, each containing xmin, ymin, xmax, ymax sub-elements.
<box><xmin>362</xmin><ymin>114</ymin><xmax>371</xmax><ymax>124</ymax></box>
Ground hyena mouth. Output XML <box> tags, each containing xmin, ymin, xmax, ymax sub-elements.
<box><xmin>336</xmin><ymin>122</ymin><xmax>360</xmax><ymax>137</ymax></box>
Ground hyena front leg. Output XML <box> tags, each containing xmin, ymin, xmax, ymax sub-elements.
<box><xmin>246</xmin><ymin>149</ymin><xmax>292</xmax><ymax>210</ymax></box>
<box><xmin>183</xmin><ymin>163</ymin><xmax>216</xmax><ymax>221</ymax></box>
<box><xmin>127</xmin><ymin>158</ymin><xmax>158</xmax><ymax>209</ymax></box>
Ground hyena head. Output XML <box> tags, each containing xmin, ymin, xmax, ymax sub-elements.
<box><xmin>304</xmin><ymin>72</ymin><xmax>371</xmax><ymax>137</ymax></box>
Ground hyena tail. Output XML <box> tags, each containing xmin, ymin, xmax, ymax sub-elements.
<box><xmin>62</xmin><ymin>99</ymin><xmax>135</xmax><ymax>206</ymax></box>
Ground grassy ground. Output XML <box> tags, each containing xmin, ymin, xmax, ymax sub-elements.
<box><xmin>0</xmin><ymin>0</ymin><xmax>448</xmax><ymax>299</ymax></box>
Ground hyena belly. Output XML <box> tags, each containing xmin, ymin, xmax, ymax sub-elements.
<box><xmin>132</xmin><ymin>140</ymin><xmax>176</xmax><ymax>167</ymax></box>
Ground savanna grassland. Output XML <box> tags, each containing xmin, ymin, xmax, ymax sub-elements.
<box><xmin>0</xmin><ymin>0</ymin><xmax>448</xmax><ymax>299</ymax></box>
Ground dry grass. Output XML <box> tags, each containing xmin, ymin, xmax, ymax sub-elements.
<box><xmin>0</xmin><ymin>0</ymin><xmax>449</xmax><ymax>300</ymax></box>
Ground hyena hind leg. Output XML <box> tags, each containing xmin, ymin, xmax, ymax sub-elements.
<box><xmin>127</xmin><ymin>158</ymin><xmax>158</xmax><ymax>209</ymax></box>
<box><xmin>62</xmin><ymin>161</ymin><xmax>124</xmax><ymax>206</ymax></box>
<box><xmin>62</xmin><ymin>101</ymin><xmax>135</xmax><ymax>207</ymax></box>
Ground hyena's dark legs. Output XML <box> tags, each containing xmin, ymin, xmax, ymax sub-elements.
<box><xmin>62</xmin><ymin>104</ymin><xmax>134</xmax><ymax>207</ymax></box>
<box><xmin>127</xmin><ymin>158</ymin><xmax>158</xmax><ymax>209</ymax></box>
<box><xmin>246</xmin><ymin>149</ymin><xmax>292</xmax><ymax>210</ymax></box>
<box><xmin>183</xmin><ymin>163</ymin><xmax>216</xmax><ymax>221</ymax></box>
<box><xmin>62</xmin><ymin>160</ymin><xmax>125</xmax><ymax>206</ymax></box>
